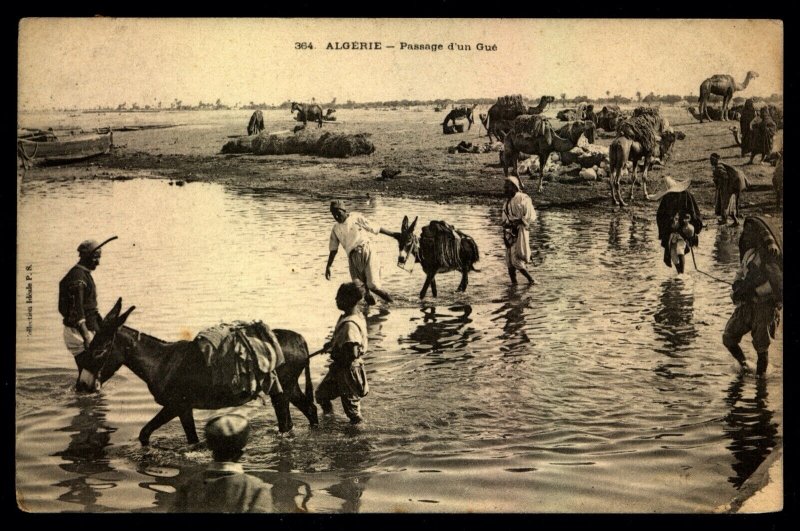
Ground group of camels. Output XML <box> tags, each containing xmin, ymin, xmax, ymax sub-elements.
<box><xmin>459</xmin><ymin>70</ymin><xmax>763</xmax><ymax>205</ymax></box>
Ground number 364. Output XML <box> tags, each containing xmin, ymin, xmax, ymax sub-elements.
<box><xmin>295</xmin><ymin>42</ymin><xmax>313</xmax><ymax>49</ymax></box>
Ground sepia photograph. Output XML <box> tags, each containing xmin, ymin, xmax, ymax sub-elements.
<box><xmin>16</xmin><ymin>18</ymin><xmax>783</xmax><ymax>513</ymax></box>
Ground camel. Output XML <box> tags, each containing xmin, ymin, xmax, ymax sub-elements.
<box><xmin>596</xmin><ymin>105</ymin><xmax>626</xmax><ymax>132</ymax></box>
<box><xmin>481</xmin><ymin>94</ymin><xmax>538</xmax><ymax>143</ymax></box>
<box><xmin>291</xmin><ymin>102</ymin><xmax>323</xmax><ymax>128</ymax></box>
<box><xmin>526</xmin><ymin>95</ymin><xmax>555</xmax><ymax>115</ymax></box>
<box><xmin>688</xmin><ymin>106</ymin><xmax>739</xmax><ymax>122</ymax></box>
<box><xmin>442</xmin><ymin>104</ymin><xmax>476</xmax><ymax>130</ymax></box>
<box><xmin>608</xmin><ymin>115</ymin><xmax>682</xmax><ymax>206</ymax></box>
<box><xmin>698</xmin><ymin>71</ymin><xmax>758</xmax><ymax>122</ymax></box>
<box><xmin>502</xmin><ymin>115</ymin><xmax>596</xmax><ymax>193</ymax></box>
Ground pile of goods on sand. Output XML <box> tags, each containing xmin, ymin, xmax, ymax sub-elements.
<box><xmin>222</xmin><ymin>131</ymin><xmax>375</xmax><ymax>158</ymax></box>
<box><xmin>221</xmin><ymin>135</ymin><xmax>257</xmax><ymax>154</ymax></box>
<box><xmin>501</xmin><ymin>142</ymin><xmax>609</xmax><ymax>177</ymax></box>
<box><xmin>442</xmin><ymin>123</ymin><xmax>465</xmax><ymax>134</ymax></box>
<box><xmin>447</xmin><ymin>141</ymin><xmax>499</xmax><ymax>154</ymax></box>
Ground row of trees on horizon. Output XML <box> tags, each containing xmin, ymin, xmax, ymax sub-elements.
<box><xmin>41</xmin><ymin>92</ymin><xmax>783</xmax><ymax>113</ymax></box>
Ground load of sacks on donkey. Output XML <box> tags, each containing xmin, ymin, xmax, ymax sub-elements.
<box><xmin>194</xmin><ymin>320</ymin><xmax>285</xmax><ymax>399</ymax></box>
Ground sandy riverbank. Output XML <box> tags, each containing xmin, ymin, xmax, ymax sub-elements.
<box><xmin>19</xmin><ymin>107</ymin><xmax>783</xmax><ymax>227</ymax></box>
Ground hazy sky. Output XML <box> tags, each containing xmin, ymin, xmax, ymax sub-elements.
<box><xmin>18</xmin><ymin>18</ymin><xmax>783</xmax><ymax>110</ymax></box>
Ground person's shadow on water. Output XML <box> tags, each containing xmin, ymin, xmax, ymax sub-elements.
<box><xmin>722</xmin><ymin>373</ymin><xmax>779</xmax><ymax>489</ymax></box>
<box><xmin>51</xmin><ymin>393</ymin><xmax>118</xmax><ymax>511</ymax></box>
<box><xmin>652</xmin><ymin>278</ymin><xmax>698</xmax><ymax>356</ymax></box>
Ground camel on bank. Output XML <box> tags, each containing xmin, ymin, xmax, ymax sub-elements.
<box><xmin>502</xmin><ymin>115</ymin><xmax>596</xmax><ymax>193</ymax></box>
<box><xmin>698</xmin><ymin>71</ymin><xmax>758</xmax><ymax>122</ymax></box>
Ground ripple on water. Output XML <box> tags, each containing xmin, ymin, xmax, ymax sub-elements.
<box><xmin>16</xmin><ymin>179</ymin><xmax>782</xmax><ymax>512</ymax></box>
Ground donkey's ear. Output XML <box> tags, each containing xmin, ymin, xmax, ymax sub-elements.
<box><xmin>409</xmin><ymin>216</ymin><xmax>418</xmax><ymax>232</ymax></box>
<box><xmin>402</xmin><ymin>215</ymin><xmax>409</xmax><ymax>231</ymax></box>
<box><xmin>103</xmin><ymin>298</ymin><xmax>123</xmax><ymax>324</ymax></box>
<box><xmin>116</xmin><ymin>306</ymin><xmax>136</xmax><ymax>327</ymax></box>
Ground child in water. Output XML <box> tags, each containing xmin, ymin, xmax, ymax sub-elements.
<box><xmin>668</xmin><ymin>212</ymin><xmax>697</xmax><ymax>274</ymax></box>
<box><xmin>315</xmin><ymin>281</ymin><xmax>370</xmax><ymax>425</ymax></box>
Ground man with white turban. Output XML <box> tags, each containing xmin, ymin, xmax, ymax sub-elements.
<box><xmin>501</xmin><ymin>176</ymin><xmax>537</xmax><ymax>284</ymax></box>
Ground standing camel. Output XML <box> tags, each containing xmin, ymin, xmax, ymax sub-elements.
<box><xmin>698</xmin><ymin>71</ymin><xmax>758</xmax><ymax>122</ymax></box>
<box><xmin>502</xmin><ymin>115</ymin><xmax>596</xmax><ymax>193</ymax></box>
<box><xmin>608</xmin><ymin>116</ymin><xmax>681</xmax><ymax>206</ymax></box>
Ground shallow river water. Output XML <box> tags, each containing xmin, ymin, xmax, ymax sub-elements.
<box><xmin>16</xmin><ymin>178</ymin><xmax>781</xmax><ymax>513</ymax></box>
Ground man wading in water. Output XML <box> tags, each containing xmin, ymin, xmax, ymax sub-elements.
<box><xmin>58</xmin><ymin>237</ymin><xmax>117</xmax><ymax>392</ymax></box>
<box><xmin>501</xmin><ymin>176</ymin><xmax>537</xmax><ymax>285</ymax></box>
<box><xmin>325</xmin><ymin>199</ymin><xmax>394</xmax><ymax>305</ymax></box>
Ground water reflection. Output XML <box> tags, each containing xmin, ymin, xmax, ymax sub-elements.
<box><xmin>628</xmin><ymin>215</ymin><xmax>652</xmax><ymax>253</ymax></box>
<box><xmin>269</xmin><ymin>449</ymin><xmax>313</xmax><ymax>513</ymax></box>
<box><xmin>52</xmin><ymin>394</ymin><xmax>117</xmax><ymax>511</ymax></box>
<box><xmin>722</xmin><ymin>374</ymin><xmax>778</xmax><ymax>488</ymax></box>
<box><xmin>490</xmin><ymin>286</ymin><xmax>532</xmax><ymax>353</ymax></box>
<box><xmin>401</xmin><ymin>305</ymin><xmax>476</xmax><ymax>360</ymax></box>
<box><xmin>608</xmin><ymin>216</ymin><xmax>623</xmax><ymax>251</ymax></box>
<box><xmin>323</xmin><ymin>436</ymin><xmax>373</xmax><ymax>513</ymax></box>
<box><xmin>652</xmin><ymin>279</ymin><xmax>698</xmax><ymax>377</ymax></box>
<box><xmin>712</xmin><ymin>225</ymin><xmax>742</xmax><ymax>266</ymax></box>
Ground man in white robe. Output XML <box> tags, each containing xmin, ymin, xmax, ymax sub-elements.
<box><xmin>501</xmin><ymin>176</ymin><xmax>536</xmax><ymax>284</ymax></box>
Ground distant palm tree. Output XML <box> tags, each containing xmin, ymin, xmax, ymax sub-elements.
<box><xmin>636</xmin><ymin>91</ymin><xmax>642</xmax><ymax>102</ymax></box>
<box><xmin>561</xmin><ymin>93</ymin><xmax>566</xmax><ymax>106</ymax></box>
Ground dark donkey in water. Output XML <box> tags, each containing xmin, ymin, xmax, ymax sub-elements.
<box><xmin>391</xmin><ymin>216</ymin><xmax>480</xmax><ymax>299</ymax></box>
<box><xmin>81</xmin><ymin>299</ymin><xmax>319</xmax><ymax>445</ymax></box>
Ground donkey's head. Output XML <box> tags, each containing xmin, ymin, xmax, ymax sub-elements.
<box><xmin>79</xmin><ymin>298</ymin><xmax>135</xmax><ymax>393</ymax></box>
<box><xmin>392</xmin><ymin>215</ymin><xmax>419</xmax><ymax>266</ymax></box>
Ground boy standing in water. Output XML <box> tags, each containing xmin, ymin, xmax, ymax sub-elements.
<box><xmin>315</xmin><ymin>281</ymin><xmax>370</xmax><ymax>425</ymax></box>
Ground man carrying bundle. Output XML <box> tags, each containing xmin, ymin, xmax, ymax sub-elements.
<box><xmin>723</xmin><ymin>216</ymin><xmax>782</xmax><ymax>375</ymax></box>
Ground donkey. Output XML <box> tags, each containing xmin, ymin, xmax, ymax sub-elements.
<box><xmin>291</xmin><ymin>102</ymin><xmax>323</xmax><ymax>128</ymax></box>
<box><xmin>80</xmin><ymin>299</ymin><xmax>319</xmax><ymax>446</ymax></box>
<box><xmin>391</xmin><ymin>216</ymin><xmax>480</xmax><ymax>299</ymax></box>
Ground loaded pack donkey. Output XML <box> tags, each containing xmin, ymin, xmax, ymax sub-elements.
<box><xmin>391</xmin><ymin>216</ymin><xmax>480</xmax><ymax>299</ymax></box>
<box><xmin>79</xmin><ymin>299</ymin><xmax>320</xmax><ymax>446</ymax></box>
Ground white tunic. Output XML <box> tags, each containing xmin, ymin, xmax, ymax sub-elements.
<box><xmin>329</xmin><ymin>212</ymin><xmax>381</xmax><ymax>254</ymax></box>
<box><xmin>501</xmin><ymin>192</ymin><xmax>536</xmax><ymax>267</ymax></box>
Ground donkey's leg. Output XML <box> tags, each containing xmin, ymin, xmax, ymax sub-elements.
<box><xmin>139</xmin><ymin>405</ymin><xmax>179</xmax><ymax>446</ymax></box>
<box><xmin>177</xmin><ymin>407</ymin><xmax>199</xmax><ymax>445</ymax></box>
<box><xmin>430</xmin><ymin>276</ymin><xmax>438</xmax><ymax>298</ymax></box>
<box><xmin>642</xmin><ymin>163</ymin><xmax>652</xmax><ymax>200</ymax></box>
<box><xmin>457</xmin><ymin>269</ymin><xmax>468</xmax><ymax>292</ymax></box>
<box><xmin>420</xmin><ymin>272</ymin><xmax>434</xmax><ymax>299</ymax></box>
<box><xmin>287</xmin><ymin>381</ymin><xmax>318</xmax><ymax>428</ymax></box>
<box><xmin>270</xmin><ymin>392</ymin><xmax>293</xmax><ymax>433</ymax></box>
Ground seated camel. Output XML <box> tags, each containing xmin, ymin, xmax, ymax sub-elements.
<box><xmin>502</xmin><ymin>115</ymin><xmax>596</xmax><ymax>193</ymax></box>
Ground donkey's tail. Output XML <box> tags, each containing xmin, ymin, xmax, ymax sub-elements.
<box><xmin>303</xmin><ymin>339</ymin><xmax>315</xmax><ymax>404</ymax></box>
<box><xmin>462</xmin><ymin>236</ymin><xmax>481</xmax><ymax>272</ymax></box>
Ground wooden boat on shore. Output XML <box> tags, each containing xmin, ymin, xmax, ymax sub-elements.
<box><xmin>17</xmin><ymin>131</ymin><xmax>113</xmax><ymax>165</ymax></box>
